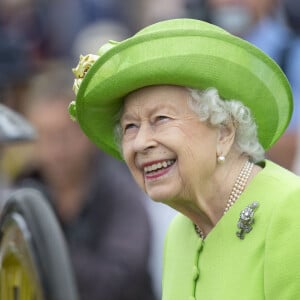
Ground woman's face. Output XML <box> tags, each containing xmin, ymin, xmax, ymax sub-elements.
<box><xmin>121</xmin><ymin>85</ymin><xmax>220</xmax><ymax>203</ymax></box>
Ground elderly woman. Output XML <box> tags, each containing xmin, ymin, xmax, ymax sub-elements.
<box><xmin>69</xmin><ymin>19</ymin><xmax>300</xmax><ymax>299</ymax></box>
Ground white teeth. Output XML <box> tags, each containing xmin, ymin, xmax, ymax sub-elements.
<box><xmin>144</xmin><ymin>160</ymin><xmax>175</xmax><ymax>173</ymax></box>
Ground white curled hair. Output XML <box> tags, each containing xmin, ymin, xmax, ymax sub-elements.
<box><xmin>187</xmin><ymin>87</ymin><xmax>265</xmax><ymax>163</ymax></box>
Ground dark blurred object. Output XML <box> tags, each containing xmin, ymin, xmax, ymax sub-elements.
<box><xmin>0</xmin><ymin>30</ymin><xmax>36</xmax><ymax>143</ymax></box>
<box><xmin>282</xmin><ymin>0</ymin><xmax>300</xmax><ymax>34</ymax></box>
<box><xmin>185</xmin><ymin>0</ymin><xmax>209</xmax><ymax>20</ymax></box>
<box><xmin>0</xmin><ymin>104</ymin><xmax>36</xmax><ymax>143</ymax></box>
<box><xmin>0</xmin><ymin>29</ymin><xmax>31</xmax><ymax>91</ymax></box>
<box><xmin>0</xmin><ymin>0</ymin><xmax>47</xmax><ymax>62</ymax></box>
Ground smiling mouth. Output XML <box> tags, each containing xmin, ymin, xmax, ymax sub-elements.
<box><xmin>143</xmin><ymin>159</ymin><xmax>176</xmax><ymax>174</ymax></box>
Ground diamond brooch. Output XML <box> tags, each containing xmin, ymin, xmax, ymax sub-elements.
<box><xmin>236</xmin><ymin>201</ymin><xmax>259</xmax><ymax>239</ymax></box>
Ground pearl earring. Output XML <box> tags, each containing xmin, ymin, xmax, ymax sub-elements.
<box><xmin>217</xmin><ymin>155</ymin><xmax>226</xmax><ymax>164</ymax></box>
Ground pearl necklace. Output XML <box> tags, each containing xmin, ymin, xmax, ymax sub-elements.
<box><xmin>195</xmin><ymin>160</ymin><xmax>254</xmax><ymax>239</ymax></box>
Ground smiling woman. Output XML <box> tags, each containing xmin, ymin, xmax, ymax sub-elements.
<box><xmin>69</xmin><ymin>18</ymin><xmax>300</xmax><ymax>300</ymax></box>
<box><xmin>120</xmin><ymin>85</ymin><xmax>228</xmax><ymax>206</ymax></box>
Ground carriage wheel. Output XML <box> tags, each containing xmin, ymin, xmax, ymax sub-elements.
<box><xmin>0</xmin><ymin>188</ymin><xmax>79</xmax><ymax>300</ymax></box>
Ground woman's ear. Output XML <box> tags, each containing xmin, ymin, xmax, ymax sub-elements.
<box><xmin>216</xmin><ymin>122</ymin><xmax>236</xmax><ymax>157</ymax></box>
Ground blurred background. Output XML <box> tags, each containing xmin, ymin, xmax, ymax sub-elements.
<box><xmin>0</xmin><ymin>0</ymin><xmax>299</xmax><ymax>299</ymax></box>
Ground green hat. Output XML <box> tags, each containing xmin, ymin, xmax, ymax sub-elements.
<box><xmin>69</xmin><ymin>18</ymin><xmax>293</xmax><ymax>160</ymax></box>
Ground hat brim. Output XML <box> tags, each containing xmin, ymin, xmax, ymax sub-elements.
<box><xmin>75</xmin><ymin>19</ymin><xmax>293</xmax><ymax>160</ymax></box>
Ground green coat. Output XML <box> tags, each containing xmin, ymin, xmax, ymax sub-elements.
<box><xmin>162</xmin><ymin>160</ymin><xmax>300</xmax><ymax>300</ymax></box>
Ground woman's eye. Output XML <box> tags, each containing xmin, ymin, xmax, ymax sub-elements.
<box><xmin>123</xmin><ymin>123</ymin><xmax>137</xmax><ymax>133</ymax></box>
<box><xmin>156</xmin><ymin>115</ymin><xmax>169</xmax><ymax>122</ymax></box>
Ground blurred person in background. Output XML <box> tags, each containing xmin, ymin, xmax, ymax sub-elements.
<box><xmin>186</xmin><ymin>0</ymin><xmax>300</xmax><ymax>171</ymax></box>
<box><xmin>12</xmin><ymin>62</ymin><xmax>156</xmax><ymax>300</ymax></box>
<box><xmin>38</xmin><ymin>0</ymin><xmax>138</xmax><ymax>59</ymax></box>
<box><xmin>282</xmin><ymin>0</ymin><xmax>300</xmax><ymax>35</ymax></box>
<box><xmin>0</xmin><ymin>0</ymin><xmax>139</xmax><ymax>65</ymax></box>
<box><xmin>281</xmin><ymin>0</ymin><xmax>300</xmax><ymax>175</ymax></box>
<box><xmin>135</xmin><ymin>0</ymin><xmax>188</xmax><ymax>28</ymax></box>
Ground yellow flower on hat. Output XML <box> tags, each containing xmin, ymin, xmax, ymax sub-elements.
<box><xmin>72</xmin><ymin>40</ymin><xmax>120</xmax><ymax>95</ymax></box>
<box><xmin>70</xmin><ymin>40</ymin><xmax>120</xmax><ymax>122</ymax></box>
<box><xmin>72</xmin><ymin>54</ymin><xmax>99</xmax><ymax>95</ymax></box>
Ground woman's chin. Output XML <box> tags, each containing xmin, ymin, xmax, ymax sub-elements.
<box><xmin>145</xmin><ymin>188</ymin><xmax>175</xmax><ymax>204</ymax></box>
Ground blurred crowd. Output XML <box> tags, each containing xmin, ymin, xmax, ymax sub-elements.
<box><xmin>0</xmin><ymin>0</ymin><xmax>300</xmax><ymax>299</ymax></box>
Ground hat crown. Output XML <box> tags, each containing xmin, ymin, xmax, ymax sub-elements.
<box><xmin>135</xmin><ymin>18</ymin><xmax>228</xmax><ymax>36</ymax></box>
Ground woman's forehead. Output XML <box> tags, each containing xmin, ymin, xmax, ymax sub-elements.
<box><xmin>124</xmin><ymin>85</ymin><xmax>189</xmax><ymax>107</ymax></box>
<box><xmin>121</xmin><ymin>85</ymin><xmax>192</xmax><ymax>119</ymax></box>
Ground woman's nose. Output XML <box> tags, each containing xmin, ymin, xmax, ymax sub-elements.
<box><xmin>133</xmin><ymin>123</ymin><xmax>157</xmax><ymax>152</ymax></box>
